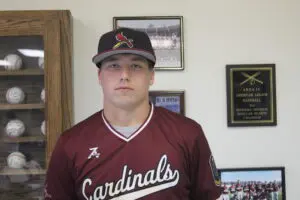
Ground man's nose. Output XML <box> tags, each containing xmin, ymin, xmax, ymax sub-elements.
<box><xmin>120</xmin><ymin>65</ymin><xmax>132</xmax><ymax>80</ymax></box>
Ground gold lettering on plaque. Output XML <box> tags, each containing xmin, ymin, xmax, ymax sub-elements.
<box><xmin>242</xmin><ymin>98</ymin><xmax>261</xmax><ymax>103</ymax></box>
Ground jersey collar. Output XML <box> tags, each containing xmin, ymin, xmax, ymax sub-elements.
<box><xmin>101</xmin><ymin>103</ymin><xmax>154</xmax><ymax>142</ymax></box>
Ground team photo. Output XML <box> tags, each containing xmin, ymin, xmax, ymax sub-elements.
<box><xmin>219</xmin><ymin>167</ymin><xmax>285</xmax><ymax>200</ymax></box>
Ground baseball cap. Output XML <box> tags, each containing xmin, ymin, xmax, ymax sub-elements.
<box><xmin>92</xmin><ymin>27</ymin><xmax>156</xmax><ymax>67</ymax></box>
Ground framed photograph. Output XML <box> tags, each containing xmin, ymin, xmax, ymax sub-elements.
<box><xmin>226</xmin><ymin>64</ymin><xmax>277</xmax><ymax>127</ymax></box>
<box><xmin>149</xmin><ymin>90</ymin><xmax>185</xmax><ymax>115</ymax></box>
<box><xmin>218</xmin><ymin>167</ymin><xmax>286</xmax><ymax>200</ymax></box>
<box><xmin>113</xmin><ymin>16</ymin><xmax>184</xmax><ymax>71</ymax></box>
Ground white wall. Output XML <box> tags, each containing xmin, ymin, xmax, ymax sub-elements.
<box><xmin>2</xmin><ymin>0</ymin><xmax>299</xmax><ymax>199</ymax></box>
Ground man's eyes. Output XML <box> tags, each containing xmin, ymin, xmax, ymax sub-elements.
<box><xmin>131</xmin><ymin>64</ymin><xmax>143</xmax><ymax>69</ymax></box>
<box><xmin>107</xmin><ymin>63</ymin><xmax>120</xmax><ymax>68</ymax></box>
<box><xmin>105</xmin><ymin>63</ymin><xmax>145</xmax><ymax>70</ymax></box>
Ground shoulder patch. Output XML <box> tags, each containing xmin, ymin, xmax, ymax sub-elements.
<box><xmin>209</xmin><ymin>155</ymin><xmax>221</xmax><ymax>186</ymax></box>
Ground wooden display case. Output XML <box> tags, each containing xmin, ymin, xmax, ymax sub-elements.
<box><xmin>0</xmin><ymin>10</ymin><xmax>73</xmax><ymax>199</ymax></box>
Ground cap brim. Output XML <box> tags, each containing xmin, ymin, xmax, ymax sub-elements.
<box><xmin>92</xmin><ymin>49</ymin><xmax>156</xmax><ymax>66</ymax></box>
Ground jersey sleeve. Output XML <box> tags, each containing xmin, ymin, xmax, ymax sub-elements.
<box><xmin>44</xmin><ymin>136</ymin><xmax>77</xmax><ymax>200</ymax></box>
<box><xmin>188</xmin><ymin>124</ymin><xmax>221</xmax><ymax>200</ymax></box>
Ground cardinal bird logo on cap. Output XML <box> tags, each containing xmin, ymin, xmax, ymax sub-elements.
<box><xmin>113</xmin><ymin>32</ymin><xmax>134</xmax><ymax>49</ymax></box>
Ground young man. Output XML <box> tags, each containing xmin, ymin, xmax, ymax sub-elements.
<box><xmin>45</xmin><ymin>27</ymin><xmax>222</xmax><ymax>200</ymax></box>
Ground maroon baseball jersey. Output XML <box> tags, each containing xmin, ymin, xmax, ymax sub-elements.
<box><xmin>45</xmin><ymin>105</ymin><xmax>221</xmax><ymax>200</ymax></box>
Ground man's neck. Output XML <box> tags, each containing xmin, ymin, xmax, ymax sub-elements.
<box><xmin>103</xmin><ymin>101</ymin><xmax>151</xmax><ymax>127</ymax></box>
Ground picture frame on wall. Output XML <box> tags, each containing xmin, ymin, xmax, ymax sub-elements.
<box><xmin>218</xmin><ymin>167</ymin><xmax>286</xmax><ymax>200</ymax></box>
<box><xmin>113</xmin><ymin>16</ymin><xmax>184</xmax><ymax>71</ymax></box>
<box><xmin>226</xmin><ymin>64</ymin><xmax>277</xmax><ymax>127</ymax></box>
<box><xmin>149</xmin><ymin>90</ymin><xmax>185</xmax><ymax>115</ymax></box>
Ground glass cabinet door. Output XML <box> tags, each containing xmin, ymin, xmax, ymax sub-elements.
<box><xmin>0</xmin><ymin>10</ymin><xmax>73</xmax><ymax>200</ymax></box>
<box><xmin>0</xmin><ymin>35</ymin><xmax>45</xmax><ymax>199</ymax></box>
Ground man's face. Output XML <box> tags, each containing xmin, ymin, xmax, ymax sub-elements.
<box><xmin>98</xmin><ymin>54</ymin><xmax>155</xmax><ymax>110</ymax></box>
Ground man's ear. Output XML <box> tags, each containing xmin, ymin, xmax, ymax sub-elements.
<box><xmin>98</xmin><ymin>69</ymin><xmax>102</xmax><ymax>85</ymax></box>
<box><xmin>149</xmin><ymin>69</ymin><xmax>155</xmax><ymax>86</ymax></box>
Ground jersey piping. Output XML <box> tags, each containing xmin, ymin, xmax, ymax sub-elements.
<box><xmin>101</xmin><ymin>103</ymin><xmax>154</xmax><ymax>142</ymax></box>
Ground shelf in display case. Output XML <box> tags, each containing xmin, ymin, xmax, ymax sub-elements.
<box><xmin>0</xmin><ymin>103</ymin><xmax>44</xmax><ymax>110</ymax></box>
<box><xmin>0</xmin><ymin>68</ymin><xmax>44</xmax><ymax>76</ymax></box>
<box><xmin>2</xmin><ymin>136</ymin><xmax>45</xmax><ymax>143</ymax></box>
<box><xmin>0</xmin><ymin>168</ymin><xmax>46</xmax><ymax>175</ymax></box>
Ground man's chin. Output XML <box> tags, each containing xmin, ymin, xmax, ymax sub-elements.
<box><xmin>113</xmin><ymin>99</ymin><xmax>134</xmax><ymax>108</ymax></box>
<box><xmin>112</xmin><ymin>99</ymin><xmax>145</xmax><ymax>110</ymax></box>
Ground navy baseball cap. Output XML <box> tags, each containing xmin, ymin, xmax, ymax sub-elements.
<box><xmin>92</xmin><ymin>27</ymin><xmax>156</xmax><ymax>67</ymax></box>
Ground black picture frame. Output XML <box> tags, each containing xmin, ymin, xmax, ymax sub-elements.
<box><xmin>149</xmin><ymin>90</ymin><xmax>185</xmax><ymax>115</ymax></box>
<box><xmin>113</xmin><ymin>16</ymin><xmax>184</xmax><ymax>71</ymax></box>
<box><xmin>226</xmin><ymin>64</ymin><xmax>277</xmax><ymax>127</ymax></box>
<box><xmin>218</xmin><ymin>167</ymin><xmax>286</xmax><ymax>200</ymax></box>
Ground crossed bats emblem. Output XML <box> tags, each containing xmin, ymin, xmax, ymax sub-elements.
<box><xmin>240</xmin><ymin>72</ymin><xmax>264</xmax><ymax>86</ymax></box>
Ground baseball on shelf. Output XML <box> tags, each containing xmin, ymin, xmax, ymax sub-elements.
<box><xmin>5</xmin><ymin>119</ymin><xmax>26</xmax><ymax>137</ymax></box>
<box><xmin>41</xmin><ymin>120</ymin><xmax>46</xmax><ymax>135</ymax></box>
<box><xmin>7</xmin><ymin>152</ymin><xmax>27</xmax><ymax>169</ymax></box>
<box><xmin>40</xmin><ymin>88</ymin><xmax>45</xmax><ymax>103</ymax></box>
<box><xmin>38</xmin><ymin>57</ymin><xmax>44</xmax><ymax>70</ymax></box>
<box><xmin>4</xmin><ymin>54</ymin><xmax>23</xmax><ymax>70</ymax></box>
<box><xmin>6</xmin><ymin>86</ymin><xmax>25</xmax><ymax>104</ymax></box>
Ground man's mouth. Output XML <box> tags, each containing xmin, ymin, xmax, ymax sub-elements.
<box><xmin>115</xmin><ymin>87</ymin><xmax>133</xmax><ymax>90</ymax></box>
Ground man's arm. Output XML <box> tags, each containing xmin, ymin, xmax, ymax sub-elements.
<box><xmin>44</xmin><ymin>137</ymin><xmax>77</xmax><ymax>200</ymax></box>
<box><xmin>188</xmin><ymin>124</ymin><xmax>222</xmax><ymax>200</ymax></box>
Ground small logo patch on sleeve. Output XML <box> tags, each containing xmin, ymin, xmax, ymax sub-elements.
<box><xmin>209</xmin><ymin>155</ymin><xmax>221</xmax><ymax>186</ymax></box>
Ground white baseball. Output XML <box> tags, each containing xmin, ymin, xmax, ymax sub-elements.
<box><xmin>38</xmin><ymin>57</ymin><xmax>44</xmax><ymax>70</ymax></box>
<box><xmin>4</xmin><ymin>54</ymin><xmax>23</xmax><ymax>70</ymax></box>
<box><xmin>7</xmin><ymin>152</ymin><xmax>26</xmax><ymax>169</ymax></box>
<box><xmin>41</xmin><ymin>120</ymin><xmax>46</xmax><ymax>135</ymax></box>
<box><xmin>6</xmin><ymin>86</ymin><xmax>25</xmax><ymax>104</ymax></box>
<box><xmin>40</xmin><ymin>88</ymin><xmax>45</xmax><ymax>103</ymax></box>
<box><xmin>5</xmin><ymin>119</ymin><xmax>26</xmax><ymax>137</ymax></box>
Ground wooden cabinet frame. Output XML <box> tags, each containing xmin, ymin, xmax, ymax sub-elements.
<box><xmin>0</xmin><ymin>10</ymin><xmax>73</xmax><ymax>168</ymax></box>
